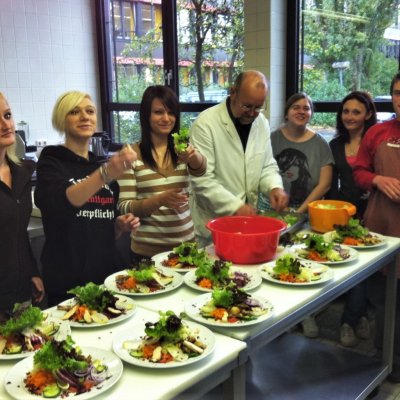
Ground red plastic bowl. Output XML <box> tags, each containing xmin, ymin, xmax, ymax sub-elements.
<box><xmin>206</xmin><ymin>216</ymin><xmax>286</xmax><ymax>264</ymax></box>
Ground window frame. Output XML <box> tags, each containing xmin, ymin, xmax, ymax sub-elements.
<box><xmin>95</xmin><ymin>0</ymin><xmax>224</xmax><ymax>142</ymax></box>
<box><xmin>286</xmin><ymin>0</ymin><xmax>398</xmax><ymax>115</ymax></box>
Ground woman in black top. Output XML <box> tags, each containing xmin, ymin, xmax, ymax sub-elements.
<box><xmin>328</xmin><ymin>91</ymin><xmax>376</xmax><ymax>216</ymax></box>
<box><xmin>0</xmin><ymin>92</ymin><xmax>44</xmax><ymax>314</ymax></box>
<box><xmin>35</xmin><ymin>91</ymin><xmax>139</xmax><ymax>306</ymax></box>
<box><xmin>327</xmin><ymin>91</ymin><xmax>377</xmax><ymax>347</ymax></box>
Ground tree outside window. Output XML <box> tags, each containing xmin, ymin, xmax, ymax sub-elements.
<box><xmin>294</xmin><ymin>0</ymin><xmax>400</xmax><ymax>137</ymax></box>
<box><xmin>101</xmin><ymin>0</ymin><xmax>244</xmax><ymax>143</ymax></box>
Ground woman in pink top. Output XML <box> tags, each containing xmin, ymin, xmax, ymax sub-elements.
<box><xmin>327</xmin><ymin>91</ymin><xmax>377</xmax><ymax>348</ymax></box>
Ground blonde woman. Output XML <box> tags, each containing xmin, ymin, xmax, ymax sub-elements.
<box><xmin>34</xmin><ymin>91</ymin><xmax>139</xmax><ymax>306</ymax></box>
<box><xmin>0</xmin><ymin>92</ymin><xmax>44</xmax><ymax>314</ymax></box>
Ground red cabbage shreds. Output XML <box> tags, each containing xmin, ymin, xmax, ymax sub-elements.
<box><xmin>232</xmin><ymin>272</ymin><xmax>250</xmax><ymax>288</ymax></box>
<box><xmin>90</xmin><ymin>365</ymin><xmax>107</xmax><ymax>383</ymax></box>
<box><xmin>74</xmin><ymin>367</ymin><xmax>90</xmax><ymax>377</ymax></box>
<box><xmin>333</xmin><ymin>245</ymin><xmax>350</xmax><ymax>259</ymax></box>
<box><xmin>29</xmin><ymin>334</ymin><xmax>45</xmax><ymax>347</ymax></box>
<box><xmin>55</xmin><ymin>368</ymin><xmax>81</xmax><ymax>389</ymax></box>
<box><xmin>245</xmin><ymin>297</ymin><xmax>261</xmax><ymax>308</ymax></box>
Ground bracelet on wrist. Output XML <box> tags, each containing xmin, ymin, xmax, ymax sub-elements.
<box><xmin>99</xmin><ymin>163</ymin><xmax>113</xmax><ymax>184</ymax></box>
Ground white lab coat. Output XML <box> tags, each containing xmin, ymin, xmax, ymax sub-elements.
<box><xmin>189</xmin><ymin>100</ymin><xmax>283</xmax><ymax>243</ymax></box>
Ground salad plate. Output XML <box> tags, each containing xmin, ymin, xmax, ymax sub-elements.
<box><xmin>51</xmin><ymin>294</ymin><xmax>136</xmax><ymax>328</ymax></box>
<box><xmin>152</xmin><ymin>242</ymin><xmax>212</xmax><ymax>272</ymax></box>
<box><xmin>104</xmin><ymin>268</ymin><xmax>183</xmax><ymax>296</ymax></box>
<box><xmin>295</xmin><ymin>244</ymin><xmax>359</xmax><ymax>265</ymax></box>
<box><xmin>112</xmin><ymin>319</ymin><xmax>215</xmax><ymax>368</ymax></box>
<box><xmin>152</xmin><ymin>250</ymin><xmax>198</xmax><ymax>272</ymax></box>
<box><xmin>185</xmin><ymin>293</ymin><xmax>274</xmax><ymax>328</ymax></box>
<box><xmin>260</xmin><ymin>260</ymin><xmax>333</xmax><ymax>286</ymax></box>
<box><xmin>0</xmin><ymin>316</ymin><xmax>70</xmax><ymax>360</ymax></box>
<box><xmin>4</xmin><ymin>346</ymin><xmax>123</xmax><ymax>400</ymax></box>
<box><xmin>323</xmin><ymin>230</ymin><xmax>386</xmax><ymax>249</ymax></box>
<box><xmin>183</xmin><ymin>268</ymin><xmax>262</xmax><ymax>292</ymax></box>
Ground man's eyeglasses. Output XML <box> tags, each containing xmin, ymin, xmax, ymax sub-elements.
<box><xmin>239</xmin><ymin>103</ymin><xmax>265</xmax><ymax>113</ymax></box>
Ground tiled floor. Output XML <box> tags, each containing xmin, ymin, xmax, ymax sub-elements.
<box><xmin>375</xmin><ymin>381</ymin><xmax>400</xmax><ymax>400</ymax></box>
<box><xmin>202</xmin><ymin>296</ymin><xmax>400</xmax><ymax>399</ymax></box>
<box><xmin>309</xmin><ymin>297</ymin><xmax>400</xmax><ymax>399</ymax></box>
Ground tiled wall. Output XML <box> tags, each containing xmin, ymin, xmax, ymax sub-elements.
<box><xmin>0</xmin><ymin>0</ymin><xmax>100</xmax><ymax>146</ymax></box>
<box><xmin>244</xmin><ymin>0</ymin><xmax>286</xmax><ymax>131</ymax></box>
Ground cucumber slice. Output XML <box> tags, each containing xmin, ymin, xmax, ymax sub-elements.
<box><xmin>40</xmin><ymin>322</ymin><xmax>60</xmax><ymax>336</ymax></box>
<box><xmin>129</xmin><ymin>349</ymin><xmax>143</xmax><ymax>358</ymax></box>
<box><xmin>43</xmin><ymin>383</ymin><xmax>61</xmax><ymax>398</ymax></box>
<box><xmin>5</xmin><ymin>343</ymin><xmax>23</xmax><ymax>354</ymax></box>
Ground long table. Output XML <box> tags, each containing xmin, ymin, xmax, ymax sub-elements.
<box><xmin>1</xmin><ymin>236</ymin><xmax>399</xmax><ymax>399</ymax></box>
<box><xmin>0</xmin><ymin>307</ymin><xmax>246</xmax><ymax>400</ymax></box>
<box><xmin>133</xmin><ymin>235</ymin><xmax>400</xmax><ymax>399</ymax></box>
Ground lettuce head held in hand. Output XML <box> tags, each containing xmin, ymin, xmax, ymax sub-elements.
<box><xmin>172</xmin><ymin>128</ymin><xmax>190</xmax><ymax>153</ymax></box>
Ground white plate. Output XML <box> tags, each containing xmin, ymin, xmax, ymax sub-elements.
<box><xmin>185</xmin><ymin>293</ymin><xmax>274</xmax><ymax>328</ymax></box>
<box><xmin>152</xmin><ymin>250</ymin><xmax>199</xmax><ymax>272</ymax></box>
<box><xmin>112</xmin><ymin>320</ymin><xmax>215</xmax><ymax>368</ymax></box>
<box><xmin>295</xmin><ymin>244</ymin><xmax>359</xmax><ymax>265</ymax></box>
<box><xmin>183</xmin><ymin>268</ymin><xmax>262</xmax><ymax>292</ymax></box>
<box><xmin>104</xmin><ymin>268</ymin><xmax>183</xmax><ymax>296</ymax></box>
<box><xmin>0</xmin><ymin>317</ymin><xmax>71</xmax><ymax>360</ymax></box>
<box><xmin>4</xmin><ymin>346</ymin><xmax>123</xmax><ymax>400</ymax></box>
<box><xmin>51</xmin><ymin>295</ymin><xmax>136</xmax><ymax>328</ymax></box>
<box><xmin>323</xmin><ymin>231</ymin><xmax>387</xmax><ymax>249</ymax></box>
<box><xmin>260</xmin><ymin>260</ymin><xmax>333</xmax><ymax>286</ymax></box>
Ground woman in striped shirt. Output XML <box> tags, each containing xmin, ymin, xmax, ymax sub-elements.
<box><xmin>117</xmin><ymin>86</ymin><xmax>206</xmax><ymax>261</ymax></box>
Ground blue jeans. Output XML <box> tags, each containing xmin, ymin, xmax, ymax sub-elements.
<box><xmin>341</xmin><ymin>281</ymin><xmax>369</xmax><ymax>328</ymax></box>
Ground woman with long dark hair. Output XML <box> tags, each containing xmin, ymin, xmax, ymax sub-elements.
<box><xmin>327</xmin><ymin>91</ymin><xmax>377</xmax><ymax>348</ymax></box>
<box><xmin>118</xmin><ymin>85</ymin><xmax>206</xmax><ymax>261</ymax></box>
<box><xmin>328</xmin><ymin>91</ymin><xmax>377</xmax><ymax>217</ymax></box>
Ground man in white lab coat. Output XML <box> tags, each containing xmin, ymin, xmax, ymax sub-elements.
<box><xmin>190</xmin><ymin>70</ymin><xmax>288</xmax><ymax>245</ymax></box>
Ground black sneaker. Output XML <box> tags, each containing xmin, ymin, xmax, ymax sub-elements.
<box><xmin>367</xmin><ymin>386</ymin><xmax>380</xmax><ymax>399</ymax></box>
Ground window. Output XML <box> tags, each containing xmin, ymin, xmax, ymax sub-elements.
<box><xmin>96</xmin><ymin>0</ymin><xmax>244</xmax><ymax>143</ymax></box>
<box><xmin>287</xmin><ymin>0</ymin><xmax>400</xmax><ymax>138</ymax></box>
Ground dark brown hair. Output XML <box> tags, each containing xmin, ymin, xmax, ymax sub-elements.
<box><xmin>335</xmin><ymin>91</ymin><xmax>377</xmax><ymax>142</ymax></box>
<box><xmin>390</xmin><ymin>72</ymin><xmax>400</xmax><ymax>95</ymax></box>
<box><xmin>139</xmin><ymin>85</ymin><xmax>180</xmax><ymax>168</ymax></box>
<box><xmin>284</xmin><ymin>92</ymin><xmax>314</xmax><ymax>120</ymax></box>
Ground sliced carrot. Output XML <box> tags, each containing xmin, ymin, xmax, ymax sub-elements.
<box><xmin>198</xmin><ymin>278</ymin><xmax>213</xmax><ymax>289</ymax></box>
<box><xmin>307</xmin><ymin>250</ymin><xmax>327</xmax><ymax>262</ymax></box>
<box><xmin>83</xmin><ymin>380</ymin><xmax>95</xmax><ymax>390</ymax></box>
<box><xmin>74</xmin><ymin>305</ymin><xmax>89</xmax><ymax>321</ymax></box>
<box><xmin>211</xmin><ymin>308</ymin><xmax>227</xmax><ymax>320</ymax></box>
<box><xmin>159</xmin><ymin>352</ymin><xmax>174</xmax><ymax>363</ymax></box>
<box><xmin>163</xmin><ymin>256</ymin><xmax>180</xmax><ymax>267</ymax></box>
<box><xmin>25</xmin><ymin>369</ymin><xmax>56</xmax><ymax>393</ymax></box>
<box><xmin>343</xmin><ymin>237</ymin><xmax>360</xmax><ymax>246</ymax></box>
<box><xmin>122</xmin><ymin>276</ymin><xmax>137</xmax><ymax>290</ymax></box>
<box><xmin>142</xmin><ymin>343</ymin><xmax>158</xmax><ymax>359</ymax></box>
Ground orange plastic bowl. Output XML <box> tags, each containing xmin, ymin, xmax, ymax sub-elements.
<box><xmin>206</xmin><ymin>216</ymin><xmax>287</xmax><ymax>264</ymax></box>
<box><xmin>308</xmin><ymin>200</ymin><xmax>357</xmax><ymax>233</ymax></box>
